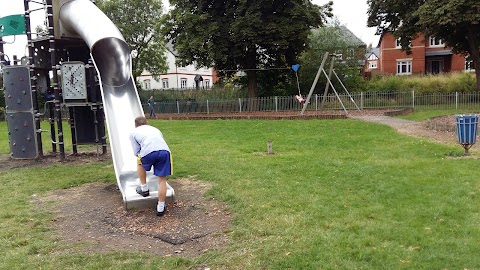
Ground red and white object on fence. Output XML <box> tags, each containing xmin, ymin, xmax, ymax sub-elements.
<box><xmin>295</xmin><ymin>95</ymin><xmax>306</xmax><ymax>104</ymax></box>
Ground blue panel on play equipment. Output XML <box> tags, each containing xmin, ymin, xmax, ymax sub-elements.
<box><xmin>456</xmin><ymin>114</ymin><xmax>478</xmax><ymax>145</ymax></box>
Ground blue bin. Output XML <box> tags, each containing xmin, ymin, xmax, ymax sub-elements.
<box><xmin>456</xmin><ymin>114</ymin><xmax>479</xmax><ymax>144</ymax></box>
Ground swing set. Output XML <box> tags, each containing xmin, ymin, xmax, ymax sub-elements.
<box><xmin>292</xmin><ymin>52</ymin><xmax>360</xmax><ymax>115</ymax></box>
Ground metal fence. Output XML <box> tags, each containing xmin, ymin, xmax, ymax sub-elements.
<box><xmin>1</xmin><ymin>90</ymin><xmax>479</xmax><ymax>119</ymax></box>
<box><xmin>147</xmin><ymin>91</ymin><xmax>480</xmax><ymax>114</ymax></box>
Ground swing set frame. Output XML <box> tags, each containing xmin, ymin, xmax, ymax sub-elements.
<box><xmin>299</xmin><ymin>52</ymin><xmax>360</xmax><ymax>115</ymax></box>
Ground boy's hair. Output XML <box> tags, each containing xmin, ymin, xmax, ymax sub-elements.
<box><xmin>135</xmin><ymin>116</ymin><xmax>148</xmax><ymax>127</ymax></box>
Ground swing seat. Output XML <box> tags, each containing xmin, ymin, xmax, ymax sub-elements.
<box><xmin>295</xmin><ymin>95</ymin><xmax>306</xmax><ymax>104</ymax></box>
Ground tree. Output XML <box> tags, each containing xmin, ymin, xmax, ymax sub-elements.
<box><xmin>34</xmin><ymin>25</ymin><xmax>48</xmax><ymax>38</ymax></box>
<box><xmin>367</xmin><ymin>0</ymin><xmax>480</xmax><ymax>91</ymax></box>
<box><xmin>298</xmin><ymin>20</ymin><xmax>367</xmax><ymax>96</ymax></box>
<box><xmin>96</xmin><ymin>0</ymin><xmax>168</xmax><ymax>84</ymax></box>
<box><xmin>162</xmin><ymin>0</ymin><xmax>333</xmax><ymax>97</ymax></box>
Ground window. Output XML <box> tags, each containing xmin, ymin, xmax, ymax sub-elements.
<box><xmin>429</xmin><ymin>37</ymin><xmax>444</xmax><ymax>47</ymax></box>
<box><xmin>395</xmin><ymin>38</ymin><xmax>411</xmax><ymax>49</ymax></box>
<box><xmin>396</xmin><ymin>60</ymin><xmax>412</xmax><ymax>75</ymax></box>
<box><xmin>348</xmin><ymin>48</ymin><xmax>355</xmax><ymax>58</ymax></box>
<box><xmin>204</xmin><ymin>80</ymin><xmax>210</xmax><ymax>88</ymax></box>
<box><xmin>368</xmin><ymin>61</ymin><xmax>378</xmax><ymax>69</ymax></box>
<box><xmin>144</xmin><ymin>79</ymin><xmax>151</xmax><ymax>90</ymax></box>
<box><xmin>395</xmin><ymin>38</ymin><xmax>402</xmax><ymax>48</ymax></box>
<box><xmin>162</xmin><ymin>79</ymin><xmax>169</xmax><ymax>89</ymax></box>
<box><xmin>335</xmin><ymin>50</ymin><xmax>343</xmax><ymax>59</ymax></box>
<box><xmin>180</xmin><ymin>78</ymin><xmax>187</xmax><ymax>88</ymax></box>
<box><xmin>465</xmin><ymin>59</ymin><xmax>475</xmax><ymax>72</ymax></box>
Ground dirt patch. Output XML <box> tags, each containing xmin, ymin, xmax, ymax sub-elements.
<box><xmin>424</xmin><ymin>115</ymin><xmax>457</xmax><ymax>132</ymax></box>
<box><xmin>0</xmin><ymin>151</ymin><xmax>112</xmax><ymax>171</ymax></box>
<box><xmin>156</xmin><ymin>109</ymin><xmax>394</xmax><ymax>120</ymax></box>
<box><xmin>35</xmin><ymin>178</ymin><xmax>231</xmax><ymax>257</ymax></box>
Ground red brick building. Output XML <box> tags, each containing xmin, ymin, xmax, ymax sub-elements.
<box><xmin>368</xmin><ymin>32</ymin><xmax>473</xmax><ymax>76</ymax></box>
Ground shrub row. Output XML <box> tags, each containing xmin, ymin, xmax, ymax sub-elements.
<box><xmin>138</xmin><ymin>73</ymin><xmax>477</xmax><ymax>101</ymax></box>
<box><xmin>137</xmin><ymin>86</ymin><xmax>247</xmax><ymax>103</ymax></box>
<box><xmin>366</xmin><ymin>72</ymin><xmax>477</xmax><ymax>94</ymax></box>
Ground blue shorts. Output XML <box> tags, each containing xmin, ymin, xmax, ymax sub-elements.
<box><xmin>138</xmin><ymin>150</ymin><xmax>173</xmax><ymax>177</ymax></box>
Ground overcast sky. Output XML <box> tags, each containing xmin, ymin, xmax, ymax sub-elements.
<box><xmin>314</xmin><ymin>0</ymin><xmax>379</xmax><ymax>46</ymax></box>
<box><xmin>1</xmin><ymin>0</ymin><xmax>379</xmax><ymax>58</ymax></box>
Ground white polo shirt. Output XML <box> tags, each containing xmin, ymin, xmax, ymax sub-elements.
<box><xmin>129</xmin><ymin>125</ymin><xmax>170</xmax><ymax>158</ymax></box>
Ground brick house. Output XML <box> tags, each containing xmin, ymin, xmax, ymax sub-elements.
<box><xmin>373</xmin><ymin>32</ymin><xmax>474</xmax><ymax>75</ymax></box>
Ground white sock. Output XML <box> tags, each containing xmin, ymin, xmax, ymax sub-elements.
<box><xmin>157</xmin><ymin>201</ymin><xmax>165</xmax><ymax>212</ymax></box>
<box><xmin>141</xmin><ymin>184</ymin><xmax>149</xmax><ymax>192</ymax></box>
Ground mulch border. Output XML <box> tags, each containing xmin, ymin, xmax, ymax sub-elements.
<box><xmin>424</xmin><ymin>116</ymin><xmax>456</xmax><ymax>132</ymax></box>
<box><xmin>154</xmin><ymin>108</ymin><xmax>415</xmax><ymax>121</ymax></box>
<box><xmin>157</xmin><ymin>113</ymin><xmax>347</xmax><ymax>120</ymax></box>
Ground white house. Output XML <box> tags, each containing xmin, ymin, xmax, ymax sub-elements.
<box><xmin>365</xmin><ymin>47</ymin><xmax>379</xmax><ymax>70</ymax></box>
<box><xmin>137</xmin><ymin>43</ymin><xmax>217</xmax><ymax>90</ymax></box>
<box><xmin>364</xmin><ymin>47</ymin><xmax>380</xmax><ymax>77</ymax></box>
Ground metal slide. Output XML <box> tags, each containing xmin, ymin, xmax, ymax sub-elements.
<box><xmin>59</xmin><ymin>0</ymin><xmax>175</xmax><ymax>209</ymax></box>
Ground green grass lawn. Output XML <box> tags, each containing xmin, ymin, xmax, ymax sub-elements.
<box><xmin>0</xmin><ymin>119</ymin><xmax>96</xmax><ymax>155</ymax></box>
<box><xmin>1</xmin><ymin>118</ymin><xmax>480</xmax><ymax>269</ymax></box>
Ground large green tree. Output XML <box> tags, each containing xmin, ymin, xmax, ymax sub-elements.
<box><xmin>367</xmin><ymin>0</ymin><xmax>480</xmax><ymax>91</ymax></box>
<box><xmin>96</xmin><ymin>0</ymin><xmax>168</xmax><ymax>84</ymax></box>
<box><xmin>163</xmin><ymin>0</ymin><xmax>333</xmax><ymax>97</ymax></box>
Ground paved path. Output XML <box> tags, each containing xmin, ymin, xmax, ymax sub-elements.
<box><xmin>348</xmin><ymin>115</ymin><xmax>462</xmax><ymax>147</ymax></box>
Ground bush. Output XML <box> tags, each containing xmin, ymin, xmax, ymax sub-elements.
<box><xmin>366</xmin><ymin>72</ymin><xmax>477</xmax><ymax>93</ymax></box>
<box><xmin>137</xmin><ymin>86</ymin><xmax>247</xmax><ymax>103</ymax></box>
